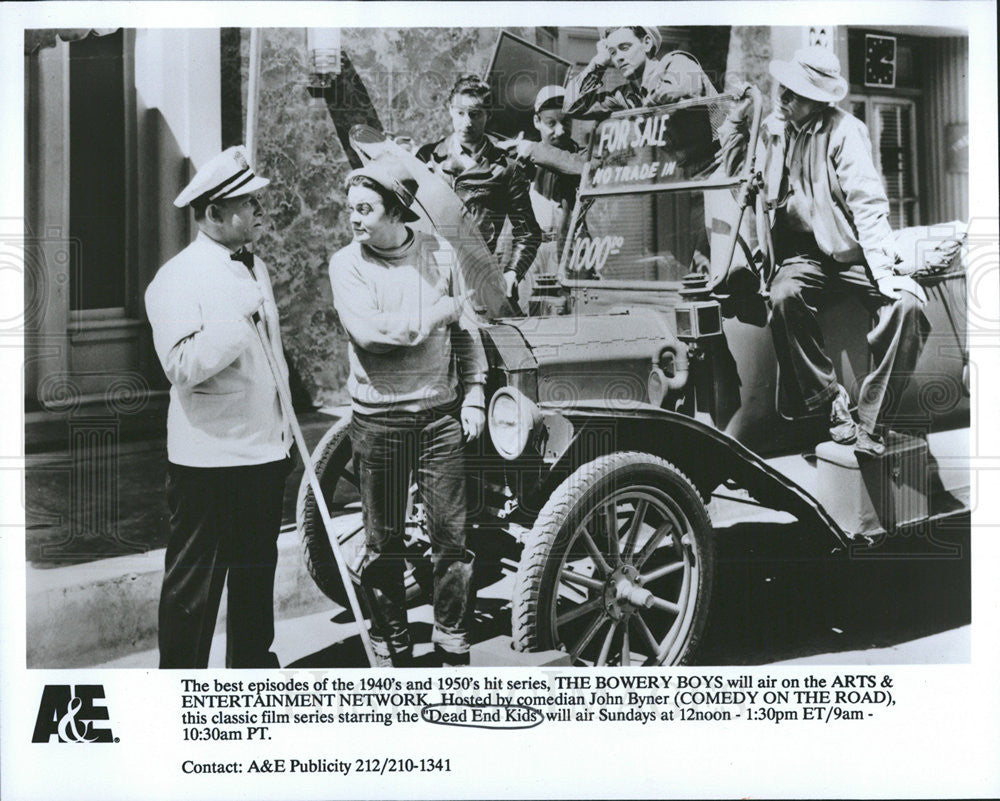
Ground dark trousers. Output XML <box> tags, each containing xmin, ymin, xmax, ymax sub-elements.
<box><xmin>769</xmin><ymin>230</ymin><xmax>930</xmax><ymax>433</ymax></box>
<box><xmin>158</xmin><ymin>458</ymin><xmax>290</xmax><ymax>669</ymax></box>
<box><xmin>349</xmin><ymin>404</ymin><xmax>474</xmax><ymax>657</ymax></box>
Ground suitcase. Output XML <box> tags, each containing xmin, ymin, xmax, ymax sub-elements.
<box><xmin>815</xmin><ymin>431</ymin><xmax>929</xmax><ymax>537</ymax></box>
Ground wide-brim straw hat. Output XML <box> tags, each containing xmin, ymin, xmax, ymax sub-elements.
<box><xmin>769</xmin><ymin>45</ymin><xmax>848</xmax><ymax>103</ymax></box>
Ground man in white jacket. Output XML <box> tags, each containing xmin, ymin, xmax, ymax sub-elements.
<box><xmin>144</xmin><ymin>146</ymin><xmax>292</xmax><ymax>668</ymax></box>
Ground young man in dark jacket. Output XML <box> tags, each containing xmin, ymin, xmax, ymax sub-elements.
<box><xmin>417</xmin><ymin>75</ymin><xmax>541</xmax><ymax>302</ymax></box>
<box><xmin>500</xmin><ymin>85</ymin><xmax>584</xmax><ymax>297</ymax></box>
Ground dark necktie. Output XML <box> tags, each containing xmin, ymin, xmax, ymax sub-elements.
<box><xmin>231</xmin><ymin>247</ymin><xmax>255</xmax><ymax>274</ymax></box>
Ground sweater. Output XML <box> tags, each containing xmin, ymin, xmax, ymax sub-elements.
<box><xmin>329</xmin><ymin>230</ymin><xmax>487</xmax><ymax>415</ymax></box>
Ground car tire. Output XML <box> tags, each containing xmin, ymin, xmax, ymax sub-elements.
<box><xmin>511</xmin><ymin>451</ymin><xmax>714</xmax><ymax>665</ymax></box>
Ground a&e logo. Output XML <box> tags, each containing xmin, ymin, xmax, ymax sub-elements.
<box><xmin>32</xmin><ymin>685</ymin><xmax>117</xmax><ymax>743</ymax></box>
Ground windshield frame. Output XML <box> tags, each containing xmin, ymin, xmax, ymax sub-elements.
<box><xmin>558</xmin><ymin>91</ymin><xmax>761</xmax><ymax>289</ymax></box>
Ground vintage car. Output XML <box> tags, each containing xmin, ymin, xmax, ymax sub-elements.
<box><xmin>297</xmin><ymin>89</ymin><xmax>970</xmax><ymax>666</ymax></box>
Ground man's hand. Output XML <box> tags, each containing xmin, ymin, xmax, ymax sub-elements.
<box><xmin>877</xmin><ymin>274</ymin><xmax>927</xmax><ymax>305</ymax></box>
<box><xmin>232</xmin><ymin>280</ymin><xmax>265</xmax><ymax>320</ymax></box>
<box><xmin>497</xmin><ymin>132</ymin><xmax>534</xmax><ymax>161</ymax></box>
<box><xmin>428</xmin><ymin>295</ymin><xmax>462</xmax><ymax>328</ymax></box>
<box><xmin>461</xmin><ymin>404</ymin><xmax>485</xmax><ymax>441</ymax></box>
<box><xmin>428</xmin><ymin>289</ymin><xmax>476</xmax><ymax>329</ymax></box>
<box><xmin>591</xmin><ymin>38</ymin><xmax>613</xmax><ymax>68</ymax></box>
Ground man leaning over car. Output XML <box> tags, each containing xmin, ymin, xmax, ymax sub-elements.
<box><xmin>417</xmin><ymin>75</ymin><xmax>541</xmax><ymax>304</ymax></box>
<box><xmin>563</xmin><ymin>26</ymin><xmax>715</xmax><ymax>120</ymax></box>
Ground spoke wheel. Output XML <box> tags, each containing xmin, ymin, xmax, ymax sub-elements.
<box><xmin>512</xmin><ymin>452</ymin><xmax>713</xmax><ymax>666</ymax></box>
<box><xmin>297</xmin><ymin>413</ymin><xmax>430</xmax><ymax>607</ymax></box>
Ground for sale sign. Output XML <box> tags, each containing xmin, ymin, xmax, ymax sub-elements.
<box><xmin>581</xmin><ymin>98</ymin><xmax>735</xmax><ymax>194</ymax></box>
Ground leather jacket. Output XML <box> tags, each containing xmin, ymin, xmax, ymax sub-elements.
<box><xmin>417</xmin><ymin>133</ymin><xmax>541</xmax><ymax>281</ymax></box>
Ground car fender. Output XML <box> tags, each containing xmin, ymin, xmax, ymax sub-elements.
<box><xmin>531</xmin><ymin>399</ymin><xmax>850</xmax><ymax>547</ymax></box>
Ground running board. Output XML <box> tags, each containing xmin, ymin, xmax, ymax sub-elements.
<box><xmin>760</xmin><ymin>429</ymin><xmax>970</xmax><ymax>541</ymax></box>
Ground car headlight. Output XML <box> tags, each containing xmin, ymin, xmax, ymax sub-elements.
<box><xmin>488</xmin><ymin>387</ymin><xmax>542</xmax><ymax>460</ymax></box>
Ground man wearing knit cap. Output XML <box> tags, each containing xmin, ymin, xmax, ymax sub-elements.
<box><xmin>329</xmin><ymin>155</ymin><xmax>487</xmax><ymax>666</ymax></box>
<box><xmin>761</xmin><ymin>46</ymin><xmax>930</xmax><ymax>456</ymax></box>
<box><xmin>145</xmin><ymin>145</ymin><xmax>293</xmax><ymax>667</ymax></box>
<box><xmin>564</xmin><ymin>26</ymin><xmax>715</xmax><ymax>119</ymax></box>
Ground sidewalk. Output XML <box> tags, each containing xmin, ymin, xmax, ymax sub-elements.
<box><xmin>26</xmin><ymin>408</ymin><xmax>344</xmax><ymax>567</ymax></box>
<box><xmin>20</xmin><ymin>492</ymin><xmax>817</xmax><ymax>668</ymax></box>
<box><xmin>25</xmin><ymin>444</ymin><xmax>970</xmax><ymax>668</ymax></box>
<box><xmin>26</xmin><ymin>524</ymin><xmax>335</xmax><ymax>668</ymax></box>
<box><xmin>99</xmin><ymin>613</ymin><xmax>970</xmax><ymax>669</ymax></box>
<box><xmin>25</xmin><ymin>408</ymin><xmax>346</xmax><ymax>668</ymax></box>
<box><xmin>98</xmin><ymin>547</ymin><xmax>525</xmax><ymax>669</ymax></box>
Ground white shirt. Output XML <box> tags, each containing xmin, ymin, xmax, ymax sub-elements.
<box><xmin>144</xmin><ymin>232</ymin><xmax>291</xmax><ymax>467</ymax></box>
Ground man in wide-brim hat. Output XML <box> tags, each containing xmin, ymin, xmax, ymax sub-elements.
<box><xmin>759</xmin><ymin>46</ymin><xmax>930</xmax><ymax>456</ymax></box>
<box><xmin>329</xmin><ymin>155</ymin><xmax>487</xmax><ymax>666</ymax></box>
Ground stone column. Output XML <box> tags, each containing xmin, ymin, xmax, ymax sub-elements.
<box><xmin>725</xmin><ymin>26</ymin><xmax>847</xmax><ymax>110</ymax></box>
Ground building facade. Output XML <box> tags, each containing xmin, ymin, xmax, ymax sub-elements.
<box><xmin>23</xmin><ymin>25</ymin><xmax>969</xmax><ymax>445</ymax></box>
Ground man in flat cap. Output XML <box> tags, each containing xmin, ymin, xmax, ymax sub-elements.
<box><xmin>145</xmin><ymin>145</ymin><xmax>292</xmax><ymax>668</ymax></box>
<box><xmin>417</xmin><ymin>75</ymin><xmax>541</xmax><ymax>305</ymax></box>
<box><xmin>761</xmin><ymin>47</ymin><xmax>929</xmax><ymax>456</ymax></box>
<box><xmin>564</xmin><ymin>26</ymin><xmax>716</xmax><ymax>120</ymax></box>
<box><xmin>499</xmin><ymin>85</ymin><xmax>585</xmax><ymax>299</ymax></box>
<box><xmin>329</xmin><ymin>156</ymin><xmax>487</xmax><ymax>667</ymax></box>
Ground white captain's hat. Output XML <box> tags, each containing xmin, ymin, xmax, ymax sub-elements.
<box><xmin>173</xmin><ymin>145</ymin><xmax>270</xmax><ymax>208</ymax></box>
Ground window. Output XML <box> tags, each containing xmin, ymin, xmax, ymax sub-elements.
<box><xmin>68</xmin><ymin>29</ymin><xmax>128</xmax><ymax>311</ymax></box>
<box><xmin>849</xmin><ymin>95</ymin><xmax>920</xmax><ymax>228</ymax></box>
<box><xmin>564</xmin><ymin>94</ymin><xmax>749</xmax><ymax>285</ymax></box>
<box><xmin>535</xmin><ymin>27</ymin><xmax>558</xmax><ymax>53</ymax></box>
<box><xmin>563</xmin><ymin>191</ymin><xmax>709</xmax><ymax>283</ymax></box>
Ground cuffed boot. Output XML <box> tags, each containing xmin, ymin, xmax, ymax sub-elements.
<box><xmin>431</xmin><ymin>549</ymin><xmax>475</xmax><ymax>665</ymax></box>
<box><xmin>359</xmin><ymin>560</ymin><xmax>410</xmax><ymax>667</ymax></box>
